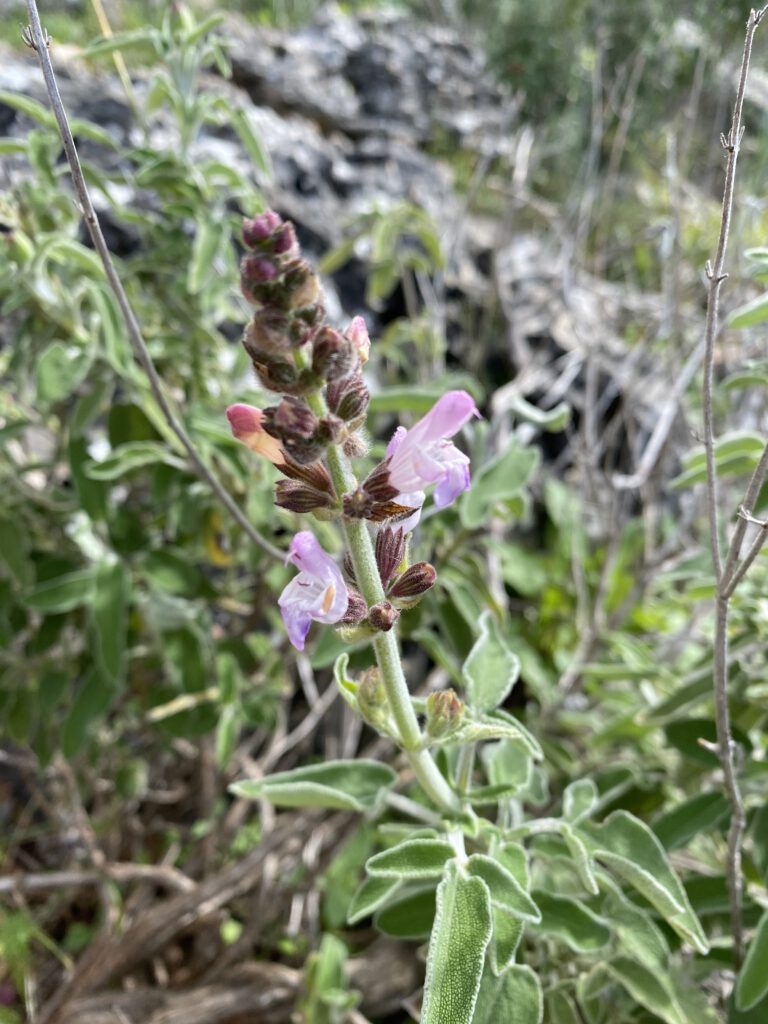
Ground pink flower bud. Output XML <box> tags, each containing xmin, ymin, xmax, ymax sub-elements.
<box><xmin>345</xmin><ymin>316</ymin><xmax>371</xmax><ymax>365</ymax></box>
<box><xmin>242</xmin><ymin>210</ymin><xmax>283</xmax><ymax>247</ymax></box>
<box><xmin>426</xmin><ymin>689</ymin><xmax>465</xmax><ymax>738</ymax></box>
<box><xmin>226</xmin><ymin>403</ymin><xmax>285</xmax><ymax>465</ymax></box>
<box><xmin>368</xmin><ymin>600</ymin><xmax>399</xmax><ymax>632</ymax></box>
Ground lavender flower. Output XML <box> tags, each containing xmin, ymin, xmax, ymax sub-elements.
<box><xmin>279</xmin><ymin>531</ymin><xmax>349</xmax><ymax>651</ymax></box>
<box><xmin>386</xmin><ymin>390</ymin><xmax>479</xmax><ymax>523</ymax></box>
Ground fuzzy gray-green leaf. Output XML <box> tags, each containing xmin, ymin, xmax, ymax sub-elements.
<box><xmin>420</xmin><ymin>862</ymin><xmax>492</xmax><ymax>1024</ymax></box>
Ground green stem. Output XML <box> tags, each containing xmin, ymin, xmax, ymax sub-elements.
<box><xmin>304</xmin><ymin>382</ymin><xmax>461</xmax><ymax>814</ymax></box>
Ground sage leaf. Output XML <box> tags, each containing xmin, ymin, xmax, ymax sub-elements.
<box><xmin>366</xmin><ymin>839</ymin><xmax>454</xmax><ymax>880</ymax></box>
<box><xmin>474</xmin><ymin>964</ymin><xmax>543</xmax><ymax>1024</ymax></box>
<box><xmin>488</xmin><ymin>906</ymin><xmax>524</xmax><ymax>975</ymax></box>
<box><xmin>531</xmin><ymin>891</ymin><xmax>610</xmax><ymax>952</ymax></box>
<box><xmin>420</xmin><ymin>862</ymin><xmax>492</xmax><ymax>1024</ymax></box>
<box><xmin>736</xmin><ymin>910</ymin><xmax>768</xmax><ymax>1011</ymax></box>
<box><xmin>90</xmin><ymin>560</ymin><xmax>129</xmax><ymax>686</ymax></box>
<box><xmin>230</xmin><ymin>759</ymin><xmax>396</xmax><ymax>811</ymax></box>
<box><xmin>374</xmin><ymin>885</ymin><xmax>436</xmax><ymax>939</ymax></box>
<box><xmin>462</xmin><ymin>611</ymin><xmax>520</xmax><ymax>713</ymax></box>
<box><xmin>467</xmin><ymin>854</ymin><xmax>541</xmax><ymax>922</ymax></box>
<box><xmin>347</xmin><ymin>875</ymin><xmax>401</xmax><ymax>925</ymax></box>
<box><xmin>580</xmin><ymin>810</ymin><xmax>708</xmax><ymax>953</ymax></box>
<box><xmin>606</xmin><ymin>957</ymin><xmax>686</xmax><ymax>1024</ymax></box>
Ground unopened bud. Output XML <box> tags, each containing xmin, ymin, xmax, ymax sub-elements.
<box><xmin>243</xmin><ymin>314</ymin><xmax>292</xmax><ymax>360</ymax></box>
<box><xmin>263</xmin><ymin>397</ymin><xmax>318</xmax><ymax>441</ymax></box>
<box><xmin>326</xmin><ymin>373</ymin><xmax>369</xmax><ymax>422</ymax></box>
<box><xmin>426</xmin><ymin>689</ymin><xmax>465</xmax><ymax>739</ymax></box>
<box><xmin>252</xmin><ymin>357</ymin><xmax>300</xmax><ymax>394</ymax></box>
<box><xmin>340</xmin><ymin>589</ymin><xmax>368</xmax><ymax>626</ymax></box>
<box><xmin>368</xmin><ymin>600</ymin><xmax>399</xmax><ymax>632</ymax></box>
<box><xmin>241</xmin><ymin>253</ymin><xmax>278</xmax><ymax>285</ymax></box>
<box><xmin>283</xmin><ymin>258</ymin><xmax>321</xmax><ymax>309</ymax></box>
<box><xmin>343</xmin><ymin>432</ymin><xmax>368</xmax><ymax>458</ymax></box>
<box><xmin>274</xmin><ymin>480</ymin><xmax>333</xmax><ymax>513</ymax></box>
<box><xmin>315</xmin><ymin>414</ymin><xmax>344</xmax><ymax>445</ymax></box>
<box><xmin>375</xmin><ymin>527</ymin><xmax>406</xmax><ymax>588</ymax></box>
<box><xmin>273</xmin><ymin>222</ymin><xmax>297</xmax><ymax>255</ymax></box>
<box><xmin>242</xmin><ymin>210</ymin><xmax>283</xmax><ymax>248</ymax></box>
<box><xmin>345</xmin><ymin>316</ymin><xmax>371</xmax><ymax>365</ymax></box>
<box><xmin>356</xmin><ymin>667</ymin><xmax>388</xmax><ymax>726</ymax></box>
<box><xmin>389</xmin><ymin>562</ymin><xmax>437</xmax><ymax>601</ymax></box>
<box><xmin>312</xmin><ymin>327</ymin><xmax>357</xmax><ymax>382</ymax></box>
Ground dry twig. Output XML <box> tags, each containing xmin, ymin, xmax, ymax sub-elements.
<box><xmin>700</xmin><ymin>4</ymin><xmax>768</xmax><ymax>969</ymax></box>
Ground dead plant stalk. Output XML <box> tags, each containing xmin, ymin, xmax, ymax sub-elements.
<box><xmin>701</xmin><ymin>4</ymin><xmax>768</xmax><ymax>970</ymax></box>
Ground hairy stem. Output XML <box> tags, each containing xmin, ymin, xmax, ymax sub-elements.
<box><xmin>302</xmin><ymin>383</ymin><xmax>460</xmax><ymax>814</ymax></box>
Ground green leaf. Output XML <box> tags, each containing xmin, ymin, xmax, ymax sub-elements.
<box><xmin>215</xmin><ymin>704</ymin><xmax>240</xmax><ymax>769</ymax></box>
<box><xmin>86</xmin><ymin>442</ymin><xmax>187</xmax><ymax>480</ymax></box>
<box><xmin>602</xmin><ymin>881</ymin><xmax>670</xmax><ymax>969</ymax></box>
<box><xmin>229</xmin><ymin>107</ymin><xmax>272</xmax><ymax>180</ymax></box>
<box><xmin>736</xmin><ymin>910</ymin><xmax>768</xmax><ymax>1011</ymax></box>
<box><xmin>368</xmin><ymin>379</ymin><xmax>481</xmax><ymax>416</ymax></box>
<box><xmin>420</xmin><ymin>861</ymin><xmax>493</xmax><ymax>1024</ymax></box>
<box><xmin>347</xmin><ymin>875</ymin><xmax>402</xmax><ymax>925</ymax></box>
<box><xmin>62</xmin><ymin>670</ymin><xmax>116</xmax><ymax>757</ymax></box>
<box><xmin>580</xmin><ymin>811</ymin><xmax>708</xmax><ymax>953</ymax></box>
<box><xmin>474</xmin><ymin>965</ymin><xmax>543</xmax><ymax>1024</ymax></box>
<box><xmin>25</xmin><ymin>569</ymin><xmax>97</xmax><ymax>613</ymax></box>
<box><xmin>531</xmin><ymin>891</ymin><xmax>610</xmax><ymax>952</ymax></box>
<box><xmin>563</xmin><ymin>779</ymin><xmax>598</xmax><ymax>821</ymax></box>
<box><xmin>366</xmin><ymin>839</ymin><xmax>455</xmax><ymax>880</ymax></box>
<box><xmin>728</xmin><ymin>292</ymin><xmax>768</xmax><ymax>328</ymax></box>
<box><xmin>333</xmin><ymin>652</ymin><xmax>358</xmax><ymax>710</ymax></box>
<box><xmin>605</xmin><ymin>957</ymin><xmax>686</xmax><ymax>1024</ymax></box>
<box><xmin>507</xmin><ymin>395</ymin><xmax>571</xmax><ymax>432</ymax></box>
<box><xmin>0</xmin><ymin>517</ymin><xmax>32</xmax><ymax>587</ymax></box>
<box><xmin>751</xmin><ymin>803</ymin><xmax>768</xmax><ymax>883</ymax></box>
<box><xmin>488</xmin><ymin>905</ymin><xmax>524</xmax><ymax>974</ymax></box>
<box><xmin>90</xmin><ymin>561</ymin><xmax>129</xmax><ymax>686</ymax></box>
<box><xmin>374</xmin><ymin>885</ymin><xmax>437</xmax><ymax>939</ymax></box>
<box><xmin>230</xmin><ymin>759</ymin><xmax>396</xmax><ymax>811</ymax></box>
<box><xmin>462</xmin><ymin>611</ymin><xmax>520</xmax><ymax>714</ymax></box>
<box><xmin>187</xmin><ymin>218</ymin><xmax>222</xmax><ymax>294</ymax></box>
<box><xmin>461</xmin><ymin>436</ymin><xmax>539</xmax><ymax>529</ymax></box>
<box><xmin>561</xmin><ymin>825</ymin><xmax>599</xmax><ymax>895</ymax></box>
<box><xmin>0</xmin><ymin>91</ymin><xmax>55</xmax><ymax>127</ymax></box>
<box><xmin>36</xmin><ymin>342</ymin><xmax>91</xmax><ymax>403</ymax></box>
<box><xmin>652</xmin><ymin>792</ymin><xmax>729</xmax><ymax>851</ymax></box>
<box><xmin>81</xmin><ymin>27</ymin><xmax>157</xmax><ymax>57</ymax></box>
<box><xmin>467</xmin><ymin>854</ymin><xmax>541</xmax><ymax>922</ymax></box>
<box><xmin>546</xmin><ymin>990</ymin><xmax>581</xmax><ymax>1024</ymax></box>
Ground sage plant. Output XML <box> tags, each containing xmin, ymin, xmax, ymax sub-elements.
<box><xmin>227</xmin><ymin>213</ymin><xmax>708</xmax><ymax>1023</ymax></box>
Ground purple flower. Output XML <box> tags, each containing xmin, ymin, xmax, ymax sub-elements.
<box><xmin>279</xmin><ymin>531</ymin><xmax>349</xmax><ymax>651</ymax></box>
<box><xmin>386</xmin><ymin>391</ymin><xmax>479</xmax><ymax>523</ymax></box>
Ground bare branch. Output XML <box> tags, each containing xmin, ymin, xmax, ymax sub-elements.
<box><xmin>701</xmin><ymin>4</ymin><xmax>768</xmax><ymax>969</ymax></box>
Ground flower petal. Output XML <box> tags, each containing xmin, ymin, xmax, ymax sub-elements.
<box><xmin>406</xmin><ymin>391</ymin><xmax>479</xmax><ymax>445</ymax></box>
<box><xmin>226</xmin><ymin>403</ymin><xmax>285</xmax><ymax>464</ymax></box>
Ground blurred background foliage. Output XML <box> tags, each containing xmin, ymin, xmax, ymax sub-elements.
<box><xmin>2</xmin><ymin>1</ymin><xmax>768</xmax><ymax>1021</ymax></box>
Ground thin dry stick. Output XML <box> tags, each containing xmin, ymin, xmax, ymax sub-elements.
<box><xmin>701</xmin><ymin>4</ymin><xmax>768</xmax><ymax>969</ymax></box>
<box><xmin>23</xmin><ymin>2</ymin><xmax>283</xmax><ymax>563</ymax></box>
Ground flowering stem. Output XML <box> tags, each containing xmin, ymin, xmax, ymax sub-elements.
<box><xmin>301</xmin><ymin>385</ymin><xmax>461</xmax><ymax>814</ymax></box>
